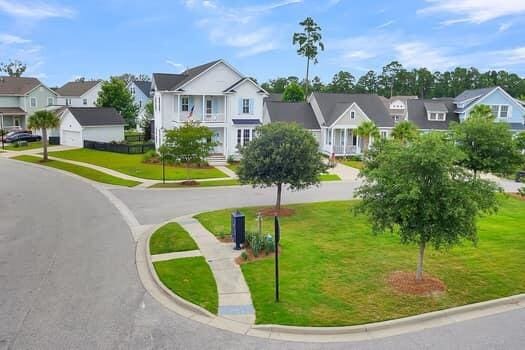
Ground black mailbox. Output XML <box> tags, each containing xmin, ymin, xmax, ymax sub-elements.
<box><xmin>231</xmin><ymin>210</ymin><xmax>245</xmax><ymax>250</ymax></box>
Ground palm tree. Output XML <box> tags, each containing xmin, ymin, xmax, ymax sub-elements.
<box><xmin>469</xmin><ymin>104</ymin><xmax>495</xmax><ymax>120</ymax></box>
<box><xmin>28</xmin><ymin>110</ymin><xmax>60</xmax><ymax>161</ymax></box>
<box><xmin>292</xmin><ymin>17</ymin><xmax>324</xmax><ymax>97</ymax></box>
<box><xmin>391</xmin><ymin>121</ymin><xmax>419</xmax><ymax>143</ymax></box>
<box><xmin>356</xmin><ymin>121</ymin><xmax>379</xmax><ymax>152</ymax></box>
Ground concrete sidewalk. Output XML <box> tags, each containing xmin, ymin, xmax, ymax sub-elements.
<box><xmin>175</xmin><ymin>216</ymin><xmax>256</xmax><ymax>325</ymax></box>
<box><xmin>329</xmin><ymin>162</ymin><xmax>360</xmax><ymax>181</ymax></box>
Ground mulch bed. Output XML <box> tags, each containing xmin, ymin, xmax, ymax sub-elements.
<box><xmin>387</xmin><ymin>271</ymin><xmax>446</xmax><ymax>296</ymax></box>
<box><xmin>258</xmin><ymin>207</ymin><xmax>296</xmax><ymax>217</ymax></box>
<box><xmin>509</xmin><ymin>193</ymin><xmax>525</xmax><ymax>201</ymax></box>
<box><xmin>235</xmin><ymin>245</ymin><xmax>281</xmax><ymax>265</ymax></box>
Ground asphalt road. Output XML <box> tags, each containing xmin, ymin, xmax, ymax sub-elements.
<box><xmin>1</xmin><ymin>158</ymin><xmax>524</xmax><ymax>350</ymax></box>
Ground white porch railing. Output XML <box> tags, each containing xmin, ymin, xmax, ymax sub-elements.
<box><xmin>180</xmin><ymin>113</ymin><xmax>225</xmax><ymax>123</ymax></box>
<box><xmin>324</xmin><ymin>144</ymin><xmax>360</xmax><ymax>155</ymax></box>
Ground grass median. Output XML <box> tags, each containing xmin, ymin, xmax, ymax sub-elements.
<box><xmin>150</xmin><ymin>222</ymin><xmax>198</xmax><ymax>255</ymax></box>
<box><xmin>13</xmin><ymin>155</ymin><xmax>140</xmax><ymax>187</ymax></box>
<box><xmin>195</xmin><ymin>196</ymin><xmax>525</xmax><ymax>326</ymax></box>
<box><xmin>153</xmin><ymin>257</ymin><xmax>218</xmax><ymax>314</ymax></box>
<box><xmin>4</xmin><ymin>141</ymin><xmax>57</xmax><ymax>151</ymax></box>
<box><xmin>50</xmin><ymin>148</ymin><xmax>226</xmax><ymax>181</ymax></box>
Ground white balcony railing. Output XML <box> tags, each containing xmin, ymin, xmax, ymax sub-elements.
<box><xmin>180</xmin><ymin>113</ymin><xmax>225</xmax><ymax>123</ymax></box>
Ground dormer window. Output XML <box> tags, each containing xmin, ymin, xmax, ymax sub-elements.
<box><xmin>428</xmin><ymin>112</ymin><xmax>446</xmax><ymax>121</ymax></box>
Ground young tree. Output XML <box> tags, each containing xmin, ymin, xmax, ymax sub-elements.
<box><xmin>356</xmin><ymin>121</ymin><xmax>379</xmax><ymax>152</ymax></box>
<box><xmin>238</xmin><ymin>123</ymin><xmax>327</xmax><ymax>213</ymax></box>
<box><xmin>357</xmin><ymin>133</ymin><xmax>499</xmax><ymax>280</ymax></box>
<box><xmin>0</xmin><ymin>60</ymin><xmax>27</xmax><ymax>77</ymax></box>
<box><xmin>139</xmin><ymin>100</ymin><xmax>154</xmax><ymax>140</ymax></box>
<box><xmin>391</xmin><ymin>121</ymin><xmax>419</xmax><ymax>143</ymax></box>
<box><xmin>327</xmin><ymin>71</ymin><xmax>355</xmax><ymax>93</ymax></box>
<box><xmin>292</xmin><ymin>17</ymin><xmax>324</xmax><ymax>97</ymax></box>
<box><xmin>282</xmin><ymin>82</ymin><xmax>305</xmax><ymax>102</ymax></box>
<box><xmin>27</xmin><ymin>110</ymin><xmax>60</xmax><ymax>161</ymax></box>
<box><xmin>163</xmin><ymin>121</ymin><xmax>216</xmax><ymax>180</ymax></box>
<box><xmin>96</xmin><ymin>78</ymin><xmax>139</xmax><ymax>129</ymax></box>
<box><xmin>310</xmin><ymin>76</ymin><xmax>325</xmax><ymax>92</ymax></box>
<box><xmin>451</xmin><ymin>106</ymin><xmax>522</xmax><ymax>177</ymax></box>
<box><xmin>515</xmin><ymin>132</ymin><xmax>525</xmax><ymax>153</ymax></box>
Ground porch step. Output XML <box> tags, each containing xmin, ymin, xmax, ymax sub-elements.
<box><xmin>207</xmin><ymin>154</ymin><xmax>227</xmax><ymax>166</ymax></box>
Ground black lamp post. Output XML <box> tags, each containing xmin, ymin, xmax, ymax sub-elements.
<box><xmin>274</xmin><ymin>216</ymin><xmax>281</xmax><ymax>302</ymax></box>
<box><xmin>0</xmin><ymin>113</ymin><xmax>4</xmax><ymax>150</ymax></box>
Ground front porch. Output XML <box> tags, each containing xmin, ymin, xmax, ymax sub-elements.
<box><xmin>0</xmin><ymin>108</ymin><xmax>27</xmax><ymax>131</ymax></box>
<box><xmin>177</xmin><ymin>95</ymin><xmax>226</xmax><ymax>123</ymax></box>
<box><xmin>322</xmin><ymin>128</ymin><xmax>362</xmax><ymax>156</ymax></box>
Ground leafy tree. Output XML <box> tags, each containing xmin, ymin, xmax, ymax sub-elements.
<box><xmin>292</xmin><ymin>17</ymin><xmax>324</xmax><ymax>96</ymax></box>
<box><xmin>310</xmin><ymin>76</ymin><xmax>325</xmax><ymax>92</ymax></box>
<box><xmin>164</xmin><ymin>121</ymin><xmax>217</xmax><ymax>180</ymax></box>
<box><xmin>515</xmin><ymin>132</ymin><xmax>525</xmax><ymax>152</ymax></box>
<box><xmin>355</xmin><ymin>70</ymin><xmax>378</xmax><ymax>93</ymax></box>
<box><xmin>96</xmin><ymin>77</ymin><xmax>139</xmax><ymax>128</ymax></box>
<box><xmin>238</xmin><ymin>123</ymin><xmax>327</xmax><ymax>213</ymax></box>
<box><xmin>27</xmin><ymin>110</ymin><xmax>60</xmax><ymax>161</ymax></box>
<box><xmin>357</xmin><ymin>133</ymin><xmax>500</xmax><ymax>280</ymax></box>
<box><xmin>379</xmin><ymin>61</ymin><xmax>403</xmax><ymax>97</ymax></box>
<box><xmin>0</xmin><ymin>59</ymin><xmax>27</xmax><ymax>77</ymax></box>
<box><xmin>282</xmin><ymin>82</ymin><xmax>305</xmax><ymax>102</ymax></box>
<box><xmin>356</xmin><ymin>121</ymin><xmax>379</xmax><ymax>152</ymax></box>
<box><xmin>391</xmin><ymin>121</ymin><xmax>419</xmax><ymax>143</ymax></box>
<box><xmin>327</xmin><ymin>71</ymin><xmax>355</xmax><ymax>93</ymax></box>
<box><xmin>414</xmin><ymin>68</ymin><xmax>434</xmax><ymax>98</ymax></box>
<box><xmin>262</xmin><ymin>76</ymin><xmax>300</xmax><ymax>93</ymax></box>
<box><xmin>451</xmin><ymin>106</ymin><xmax>522</xmax><ymax>177</ymax></box>
<box><xmin>139</xmin><ymin>100</ymin><xmax>154</xmax><ymax>141</ymax></box>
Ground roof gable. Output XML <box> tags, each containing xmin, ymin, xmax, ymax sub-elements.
<box><xmin>152</xmin><ymin>59</ymin><xmax>223</xmax><ymax>91</ymax></box>
<box><xmin>407</xmin><ymin>99</ymin><xmax>459</xmax><ymax>130</ymax></box>
<box><xmin>56</xmin><ymin>81</ymin><xmax>102</xmax><ymax>97</ymax></box>
<box><xmin>0</xmin><ymin>76</ymin><xmax>42</xmax><ymax>95</ymax></box>
<box><xmin>132</xmin><ymin>80</ymin><xmax>152</xmax><ymax>97</ymax></box>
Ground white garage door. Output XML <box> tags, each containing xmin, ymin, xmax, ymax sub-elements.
<box><xmin>61</xmin><ymin>130</ymin><xmax>82</xmax><ymax>147</ymax></box>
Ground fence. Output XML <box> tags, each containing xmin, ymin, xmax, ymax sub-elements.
<box><xmin>124</xmin><ymin>133</ymin><xmax>146</xmax><ymax>143</ymax></box>
<box><xmin>84</xmin><ymin>140</ymin><xmax>155</xmax><ymax>154</ymax></box>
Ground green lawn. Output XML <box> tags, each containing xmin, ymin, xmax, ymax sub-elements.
<box><xmin>319</xmin><ymin>173</ymin><xmax>341</xmax><ymax>181</ymax></box>
<box><xmin>4</xmin><ymin>141</ymin><xmax>57</xmax><ymax>151</ymax></box>
<box><xmin>150</xmin><ymin>222</ymin><xmax>198</xmax><ymax>255</ymax></box>
<box><xmin>49</xmin><ymin>148</ymin><xmax>227</xmax><ymax>180</ymax></box>
<box><xmin>13</xmin><ymin>155</ymin><xmax>140</xmax><ymax>187</ymax></box>
<box><xmin>341</xmin><ymin>159</ymin><xmax>364</xmax><ymax>170</ymax></box>
<box><xmin>154</xmin><ymin>257</ymin><xmax>218</xmax><ymax>314</ymax></box>
<box><xmin>227</xmin><ymin>163</ymin><xmax>239</xmax><ymax>173</ymax></box>
<box><xmin>195</xmin><ymin>196</ymin><xmax>525</xmax><ymax>326</ymax></box>
<box><xmin>150</xmin><ymin>179</ymin><xmax>241</xmax><ymax>188</ymax></box>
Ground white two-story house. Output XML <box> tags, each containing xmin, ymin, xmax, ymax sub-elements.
<box><xmin>152</xmin><ymin>59</ymin><xmax>268</xmax><ymax>158</ymax></box>
<box><xmin>55</xmin><ymin>80</ymin><xmax>103</xmax><ymax>107</ymax></box>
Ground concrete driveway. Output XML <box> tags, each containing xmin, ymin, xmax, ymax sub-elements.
<box><xmin>1</xmin><ymin>158</ymin><xmax>524</xmax><ymax>349</ymax></box>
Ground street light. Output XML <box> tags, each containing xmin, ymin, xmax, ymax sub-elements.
<box><xmin>274</xmin><ymin>216</ymin><xmax>281</xmax><ymax>302</ymax></box>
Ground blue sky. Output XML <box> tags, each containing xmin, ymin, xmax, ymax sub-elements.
<box><xmin>1</xmin><ymin>0</ymin><xmax>525</xmax><ymax>86</ymax></box>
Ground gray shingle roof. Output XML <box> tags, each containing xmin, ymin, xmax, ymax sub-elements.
<box><xmin>424</xmin><ymin>101</ymin><xmax>449</xmax><ymax>113</ymax></box>
<box><xmin>67</xmin><ymin>107</ymin><xmax>125</xmax><ymax>126</ymax></box>
<box><xmin>0</xmin><ymin>76</ymin><xmax>42</xmax><ymax>95</ymax></box>
<box><xmin>454</xmin><ymin>87</ymin><xmax>496</xmax><ymax>103</ymax></box>
<box><xmin>0</xmin><ymin>107</ymin><xmax>26</xmax><ymax>115</ymax></box>
<box><xmin>133</xmin><ymin>80</ymin><xmax>152</xmax><ymax>97</ymax></box>
<box><xmin>312</xmin><ymin>93</ymin><xmax>394</xmax><ymax>127</ymax></box>
<box><xmin>265</xmin><ymin>102</ymin><xmax>320</xmax><ymax>129</ymax></box>
<box><xmin>407</xmin><ymin>99</ymin><xmax>459</xmax><ymax>130</ymax></box>
<box><xmin>153</xmin><ymin>59</ymin><xmax>221</xmax><ymax>91</ymax></box>
<box><xmin>265</xmin><ymin>93</ymin><xmax>283</xmax><ymax>102</ymax></box>
<box><xmin>56</xmin><ymin>81</ymin><xmax>101</xmax><ymax>97</ymax></box>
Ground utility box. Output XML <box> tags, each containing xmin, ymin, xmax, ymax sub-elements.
<box><xmin>231</xmin><ymin>211</ymin><xmax>245</xmax><ymax>250</ymax></box>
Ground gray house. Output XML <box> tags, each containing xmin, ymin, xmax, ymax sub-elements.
<box><xmin>0</xmin><ymin>76</ymin><xmax>57</xmax><ymax>130</ymax></box>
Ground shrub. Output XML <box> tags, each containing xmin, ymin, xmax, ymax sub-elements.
<box><xmin>227</xmin><ymin>155</ymin><xmax>236</xmax><ymax>164</ymax></box>
<box><xmin>246</xmin><ymin>231</ymin><xmax>275</xmax><ymax>257</ymax></box>
<box><xmin>519</xmin><ymin>187</ymin><xmax>525</xmax><ymax>197</ymax></box>
<box><xmin>142</xmin><ymin>150</ymin><xmax>159</xmax><ymax>163</ymax></box>
<box><xmin>241</xmin><ymin>251</ymin><xmax>248</xmax><ymax>261</ymax></box>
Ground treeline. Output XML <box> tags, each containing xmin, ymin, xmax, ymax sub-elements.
<box><xmin>261</xmin><ymin>61</ymin><xmax>525</xmax><ymax>99</ymax></box>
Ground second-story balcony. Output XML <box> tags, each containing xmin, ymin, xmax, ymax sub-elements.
<box><xmin>177</xmin><ymin>95</ymin><xmax>226</xmax><ymax>123</ymax></box>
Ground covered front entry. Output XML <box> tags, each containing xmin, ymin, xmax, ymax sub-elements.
<box><xmin>324</xmin><ymin>128</ymin><xmax>361</xmax><ymax>156</ymax></box>
<box><xmin>0</xmin><ymin>108</ymin><xmax>27</xmax><ymax>131</ymax></box>
<box><xmin>209</xmin><ymin>127</ymin><xmax>225</xmax><ymax>155</ymax></box>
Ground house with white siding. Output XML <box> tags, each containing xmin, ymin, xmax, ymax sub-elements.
<box><xmin>152</xmin><ymin>59</ymin><xmax>268</xmax><ymax>159</ymax></box>
<box><xmin>55</xmin><ymin>80</ymin><xmax>103</xmax><ymax>107</ymax></box>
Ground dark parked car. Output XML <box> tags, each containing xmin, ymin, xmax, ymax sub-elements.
<box><xmin>6</xmin><ymin>133</ymin><xmax>41</xmax><ymax>143</ymax></box>
<box><xmin>516</xmin><ymin>171</ymin><xmax>525</xmax><ymax>183</ymax></box>
<box><xmin>1</xmin><ymin>129</ymin><xmax>31</xmax><ymax>142</ymax></box>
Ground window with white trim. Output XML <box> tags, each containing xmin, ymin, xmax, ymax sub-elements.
<box><xmin>490</xmin><ymin>105</ymin><xmax>499</xmax><ymax>117</ymax></box>
<box><xmin>500</xmin><ymin>105</ymin><xmax>509</xmax><ymax>118</ymax></box>
<box><xmin>83</xmin><ymin>98</ymin><xmax>88</xmax><ymax>105</ymax></box>
<box><xmin>30</xmin><ymin>97</ymin><xmax>37</xmax><ymax>107</ymax></box>
<box><xmin>428</xmin><ymin>112</ymin><xmax>446</xmax><ymax>121</ymax></box>
<box><xmin>206</xmin><ymin>97</ymin><xmax>213</xmax><ymax>115</ymax></box>
<box><xmin>66</xmin><ymin>98</ymin><xmax>71</xmax><ymax>106</ymax></box>
<box><xmin>350</xmin><ymin>111</ymin><xmax>355</xmax><ymax>119</ymax></box>
<box><xmin>47</xmin><ymin>97</ymin><xmax>53</xmax><ymax>106</ymax></box>
<box><xmin>237</xmin><ymin>129</ymin><xmax>242</xmax><ymax>147</ymax></box>
<box><xmin>181</xmin><ymin>96</ymin><xmax>189</xmax><ymax>112</ymax></box>
<box><xmin>242</xmin><ymin>98</ymin><xmax>250</xmax><ymax>114</ymax></box>
<box><xmin>381</xmin><ymin>131</ymin><xmax>388</xmax><ymax>138</ymax></box>
<box><xmin>243</xmin><ymin>129</ymin><xmax>251</xmax><ymax>145</ymax></box>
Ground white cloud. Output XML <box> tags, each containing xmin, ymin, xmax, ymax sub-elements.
<box><xmin>376</xmin><ymin>20</ymin><xmax>395</xmax><ymax>29</ymax></box>
<box><xmin>0</xmin><ymin>33</ymin><xmax>30</xmax><ymax>44</ymax></box>
<box><xmin>418</xmin><ymin>0</ymin><xmax>525</xmax><ymax>25</ymax></box>
<box><xmin>0</xmin><ymin>0</ymin><xmax>75</xmax><ymax>19</ymax></box>
<box><xmin>394</xmin><ymin>42</ymin><xmax>457</xmax><ymax>70</ymax></box>
<box><xmin>183</xmin><ymin>0</ymin><xmax>301</xmax><ymax>57</ymax></box>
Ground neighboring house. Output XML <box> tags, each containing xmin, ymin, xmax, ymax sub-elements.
<box><xmin>406</xmin><ymin>98</ymin><xmax>460</xmax><ymax>131</ymax></box>
<box><xmin>128</xmin><ymin>80</ymin><xmax>152</xmax><ymax>124</ymax></box>
<box><xmin>381</xmin><ymin>95</ymin><xmax>418</xmax><ymax>122</ymax></box>
<box><xmin>454</xmin><ymin>87</ymin><xmax>525</xmax><ymax>132</ymax></box>
<box><xmin>0</xmin><ymin>76</ymin><xmax>57</xmax><ymax>130</ymax></box>
<box><xmin>152</xmin><ymin>59</ymin><xmax>268</xmax><ymax>158</ymax></box>
<box><xmin>59</xmin><ymin>107</ymin><xmax>125</xmax><ymax>147</ymax></box>
<box><xmin>56</xmin><ymin>80</ymin><xmax>103</xmax><ymax>107</ymax></box>
<box><xmin>263</xmin><ymin>101</ymin><xmax>321</xmax><ymax>142</ymax></box>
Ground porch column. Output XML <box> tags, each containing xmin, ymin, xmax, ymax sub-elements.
<box><xmin>343</xmin><ymin>128</ymin><xmax>347</xmax><ymax>156</ymax></box>
<box><xmin>223</xmin><ymin>127</ymin><xmax>227</xmax><ymax>156</ymax></box>
<box><xmin>357</xmin><ymin>135</ymin><xmax>361</xmax><ymax>154</ymax></box>
<box><xmin>177</xmin><ymin>95</ymin><xmax>180</xmax><ymax>122</ymax></box>
<box><xmin>331</xmin><ymin>128</ymin><xmax>335</xmax><ymax>154</ymax></box>
<box><xmin>202</xmin><ymin>95</ymin><xmax>205</xmax><ymax>120</ymax></box>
